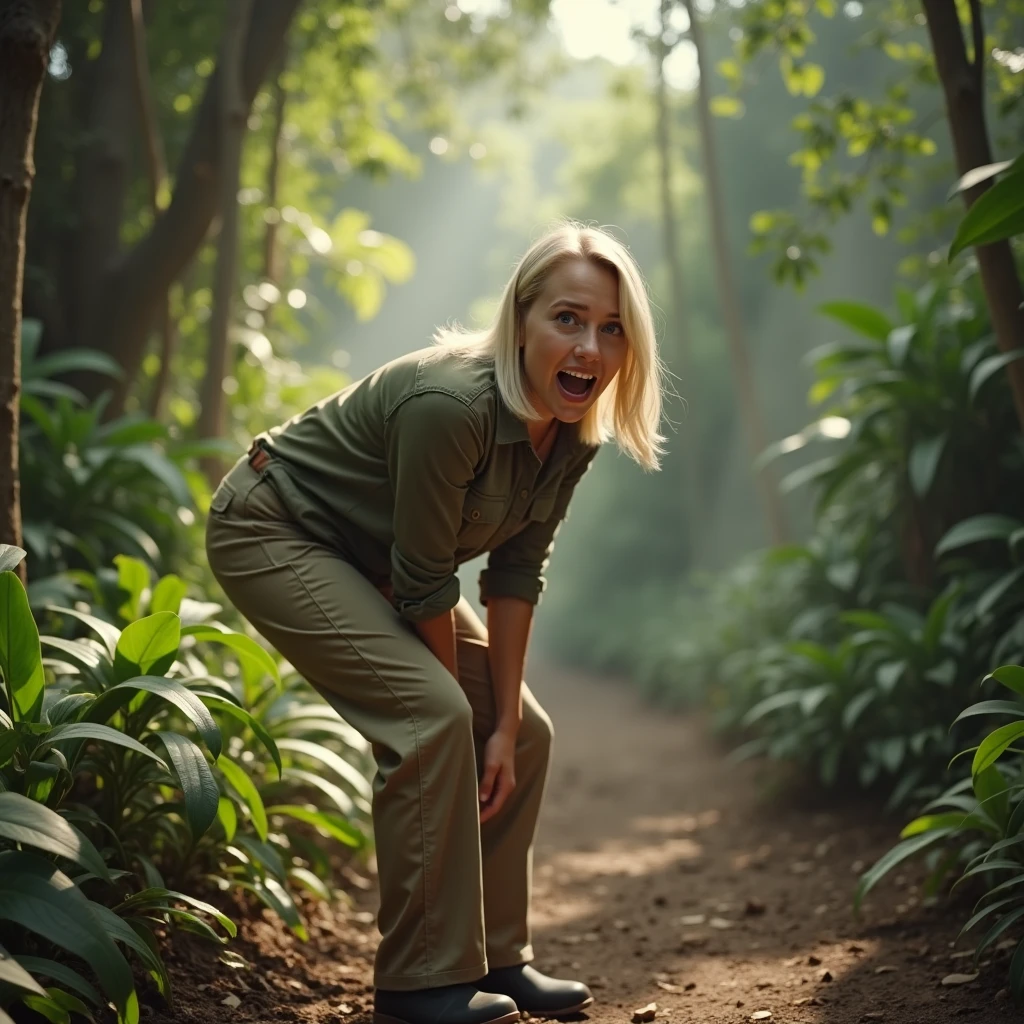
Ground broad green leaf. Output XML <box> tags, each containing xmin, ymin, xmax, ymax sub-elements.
<box><xmin>854</xmin><ymin>829</ymin><xmax>954</xmax><ymax>910</ymax></box>
<box><xmin>182</xmin><ymin>626</ymin><xmax>280</xmax><ymax>687</ymax></box>
<box><xmin>44</xmin><ymin>606</ymin><xmax>119</xmax><ymax>660</ymax></box>
<box><xmin>88</xmin><ymin>676</ymin><xmax>221</xmax><ymax>758</ymax></box>
<box><xmin>217</xmin><ymin>757</ymin><xmax>267</xmax><ymax>840</ymax></box>
<box><xmin>28</xmin><ymin>348</ymin><xmax>123</xmax><ymax>382</ymax></box>
<box><xmin>45</xmin><ymin>693</ymin><xmax>95</xmax><ymax>727</ymax></box>
<box><xmin>952</xmin><ymin>700</ymin><xmax>1024</xmax><ymax>726</ymax></box>
<box><xmin>0</xmin><ymin>944</ymin><xmax>47</xmax><ymax>996</ymax></box>
<box><xmin>201</xmin><ymin>695</ymin><xmax>280</xmax><ymax>776</ymax></box>
<box><xmin>152</xmin><ymin>733</ymin><xmax>218</xmax><ymax>838</ymax></box>
<box><xmin>235</xmin><ymin>878</ymin><xmax>307</xmax><ymax>941</ymax></box>
<box><xmin>990</xmin><ymin>665</ymin><xmax>1024</xmax><ymax>697</ymax></box>
<box><xmin>84</xmin><ymin>904</ymin><xmax>167</xmax><ymax>1003</ymax></box>
<box><xmin>973</xmin><ymin>905</ymin><xmax>1024</xmax><ymax>962</ymax></box>
<box><xmin>740</xmin><ymin>689</ymin><xmax>805</xmax><ymax>726</ymax></box>
<box><xmin>973</xmin><ymin>766</ymin><xmax>1010</xmax><ymax>829</ymax></box>
<box><xmin>267</xmin><ymin>805</ymin><xmax>363</xmax><ymax>848</ymax></box>
<box><xmin>38</xmin><ymin>723</ymin><xmax>167</xmax><ymax>770</ymax></box>
<box><xmin>116</xmin><ymin>445</ymin><xmax>191</xmax><ymax>507</ymax></box>
<box><xmin>0</xmin><ymin>854</ymin><xmax>134</xmax><ymax>1010</ymax></box>
<box><xmin>232</xmin><ymin>833</ymin><xmax>288</xmax><ymax>881</ymax></box>
<box><xmin>969</xmin><ymin>350</ymin><xmax>1024</xmax><ymax>403</ymax></box>
<box><xmin>947</xmin><ymin>158</ymin><xmax>1018</xmax><ymax>198</ymax></box>
<box><xmin>217</xmin><ymin>797</ymin><xmax>237</xmax><ymax>842</ymax></box>
<box><xmin>113</xmin><ymin>887</ymin><xmax>235</xmax><ymax>939</ymax></box>
<box><xmin>973</xmin><ymin>721</ymin><xmax>1024</xmax><ymax>776</ymax></box>
<box><xmin>900</xmin><ymin>812</ymin><xmax>982</xmax><ymax>838</ymax></box>
<box><xmin>935</xmin><ymin>515</ymin><xmax>1021</xmax><ymax>557</ymax></box>
<box><xmin>114</xmin><ymin>556</ymin><xmax>150</xmax><ymax>621</ymax></box>
<box><xmin>281</xmin><ymin>767</ymin><xmax>355</xmax><ymax>817</ymax></box>
<box><xmin>908</xmin><ymin>434</ymin><xmax>947</xmax><ymax>497</ymax></box>
<box><xmin>114</xmin><ymin>612</ymin><xmax>180</xmax><ymax>682</ymax></box>
<box><xmin>21</xmin><ymin>992</ymin><xmax>71</xmax><ymax>1024</ymax></box>
<box><xmin>0</xmin><ymin>793</ymin><xmax>111</xmax><ymax>882</ymax></box>
<box><xmin>0</xmin><ymin>727</ymin><xmax>20</xmax><ymax>768</ymax></box>
<box><xmin>13</xmin><ymin>958</ymin><xmax>101</xmax><ymax>1006</ymax></box>
<box><xmin>275</xmin><ymin>738</ymin><xmax>372</xmax><ymax>801</ymax></box>
<box><xmin>150</xmin><ymin>576</ymin><xmax>187</xmax><ymax>616</ymax></box>
<box><xmin>0</xmin><ymin>547</ymin><xmax>26</xmax><ymax>573</ymax></box>
<box><xmin>288</xmin><ymin>866</ymin><xmax>331</xmax><ymax>902</ymax></box>
<box><xmin>817</xmin><ymin>300</ymin><xmax>891</xmax><ymax>341</ymax></box>
<box><xmin>950</xmin><ymin>170</ymin><xmax>1024</xmax><ymax>257</ymax></box>
<box><xmin>977</xmin><ymin>568</ymin><xmax>1024</xmax><ymax>618</ymax></box>
<box><xmin>1</xmin><ymin>572</ymin><xmax>45</xmax><ymax>721</ymax></box>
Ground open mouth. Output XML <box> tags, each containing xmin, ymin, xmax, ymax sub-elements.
<box><xmin>556</xmin><ymin>369</ymin><xmax>597</xmax><ymax>402</ymax></box>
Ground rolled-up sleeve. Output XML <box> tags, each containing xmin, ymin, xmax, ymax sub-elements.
<box><xmin>384</xmin><ymin>391</ymin><xmax>484</xmax><ymax>622</ymax></box>
<box><xmin>479</xmin><ymin>446</ymin><xmax>599</xmax><ymax>607</ymax></box>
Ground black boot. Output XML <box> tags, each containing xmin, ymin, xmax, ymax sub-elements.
<box><xmin>476</xmin><ymin>964</ymin><xmax>594</xmax><ymax>1016</ymax></box>
<box><xmin>373</xmin><ymin>982</ymin><xmax>520</xmax><ymax>1024</ymax></box>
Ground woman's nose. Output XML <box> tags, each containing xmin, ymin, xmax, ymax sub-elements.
<box><xmin>576</xmin><ymin>327</ymin><xmax>600</xmax><ymax>359</ymax></box>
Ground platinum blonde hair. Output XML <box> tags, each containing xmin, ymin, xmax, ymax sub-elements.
<box><xmin>432</xmin><ymin>220</ymin><xmax>666</xmax><ymax>471</ymax></box>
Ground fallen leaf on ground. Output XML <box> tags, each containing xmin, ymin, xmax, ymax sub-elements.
<box><xmin>221</xmin><ymin>995</ymin><xmax>241</xmax><ymax>1009</ymax></box>
<box><xmin>632</xmin><ymin>1002</ymin><xmax>658</xmax><ymax>1022</ymax></box>
<box><xmin>709</xmin><ymin>917</ymin><xmax>734</xmax><ymax>929</ymax></box>
<box><xmin>679</xmin><ymin>914</ymin><xmax>705</xmax><ymax>926</ymax></box>
<box><xmin>874</xmin><ymin>965</ymin><xmax>898</xmax><ymax>975</ymax></box>
<box><xmin>941</xmin><ymin>972</ymin><xmax>979</xmax><ymax>986</ymax></box>
<box><xmin>750</xmin><ymin>1012</ymin><xmax>772</xmax><ymax>1022</ymax></box>
<box><xmin>656</xmin><ymin>981</ymin><xmax>683</xmax><ymax>993</ymax></box>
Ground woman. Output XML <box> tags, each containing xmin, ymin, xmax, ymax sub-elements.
<box><xmin>206</xmin><ymin>221</ymin><xmax>665</xmax><ymax>1024</ymax></box>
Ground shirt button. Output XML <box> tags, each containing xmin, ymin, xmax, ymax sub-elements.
<box><xmin>471</xmin><ymin>509</ymin><xmax>481</xmax><ymax>520</ymax></box>
<box><xmin>519</xmin><ymin>488</ymin><xmax>529</xmax><ymax>500</ymax></box>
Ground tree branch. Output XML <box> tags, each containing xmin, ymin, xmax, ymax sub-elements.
<box><xmin>84</xmin><ymin>0</ymin><xmax>301</xmax><ymax>413</ymax></box>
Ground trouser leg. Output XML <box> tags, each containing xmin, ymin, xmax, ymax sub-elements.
<box><xmin>205</xmin><ymin>463</ymin><xmax>487</xmax><ymax>991</ymax></box>
<box><xmin>454</xmin><ymin>600</ymin><xmax>554</xmax><ymax>969</ymax></box>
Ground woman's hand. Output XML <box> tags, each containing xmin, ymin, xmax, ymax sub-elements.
<box><xmin>479</xmin><ymin>727</ymin><xmax>517</xmax><ymax>823</ymax></box>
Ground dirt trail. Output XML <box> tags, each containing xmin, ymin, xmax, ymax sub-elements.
<box><xmin>159</xmin><ymin>666</ymin><xmax>1021</xmax><ymax>1024</ymax></box>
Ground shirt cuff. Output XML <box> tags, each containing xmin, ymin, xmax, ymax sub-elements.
<box><xmin>393</xmin><ymin>574</ymin><xmax>461</xmax><ymax>622</ymax></box>
<box><xmin>478</xmin><ymin>567</ymin><xmax>545</xmax><ymax>606</ymax></box>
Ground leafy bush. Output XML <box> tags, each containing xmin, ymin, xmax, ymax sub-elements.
<box><xmin>858</xmin><ymin>665</ymin><xmax>1024</xmax><ymax>999</ymax></box>
<box><xmin>0</xmin><ymin>546</ymin><xmax>372</xmax><ymax>1019</ymax></box>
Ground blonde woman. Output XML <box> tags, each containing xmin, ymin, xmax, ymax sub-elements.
<box><xmin>205</xmin><ymin>221</ymin><xmax>665</xmax><ymax>1024</ymax></box>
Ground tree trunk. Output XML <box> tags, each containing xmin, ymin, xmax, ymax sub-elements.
<box><xmin>684</xmin><ymin>0</ymin><xmax>788</xmax><ymax>545</ymax></box>
<box><xmin>84</xmin><ymin>0</ymin><xmax>300</xmax><ymax>415</ymax></box>
<box><xmin>127</xmin><ymin>0</ymin><xmax>177</xmax><ymax>421</ymax></box>
<box><xmin>0</xmin><ymin>0</ymin><xmax>61</xmax><ymax>579</ymax></box>
<box><xmin>921</xmin><ymin>0</ymin><xmax>1024</xmax><ymax>432</ymax></box>
<box><xmin>654</xmin><ymin>1</ymin><xmax>702</xmax><ymax>555</ymax></box>
<box><xmin>261</xmin><ymin>43</ymin><xmax>288</xmax><ymax>332</ymax></box>
<box><xmin>197</xmin><ymin>0</ymin><xmax>252</xmax><ymax>484</ymax></box>
<box><xmin>70</xmin><ymin>0</ymin><xmax>135</xmax><ymax>349</ymax></box>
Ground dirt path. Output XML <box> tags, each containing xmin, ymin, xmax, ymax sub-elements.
<box><xmin>160</xmin><ymin>666</ymin><xmax>1020</xmax><ymax>1024</ymax></box>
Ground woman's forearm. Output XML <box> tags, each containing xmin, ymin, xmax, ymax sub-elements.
<box><xmin>486</xmin><ymin>595</ymin><xmax>534</xmax><ymax>733</ymax></box>
<box><xmin>414</xmin><ymin>609</ymin><xmax>459</xmax><ymax>680</ymax></box>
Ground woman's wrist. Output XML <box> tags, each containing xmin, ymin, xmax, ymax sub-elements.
<box><xmin>495</xmin><ymin>712</ymin><xmax>522</xmax><ymax>736</ymax></box>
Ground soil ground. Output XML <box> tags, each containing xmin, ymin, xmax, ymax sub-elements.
<box><xmin>156</xmin><ymin>666</ymin><xmax>1022</xmax><ymax>1024</ymax></box>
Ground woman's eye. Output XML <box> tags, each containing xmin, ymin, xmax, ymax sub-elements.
<box><xmin>556</xmin><ymin>312</ymin><xmax>576</xmax><ymax>325</ymax></box>
<box><xmin>603</xmin><ymin>323</ymin><xmax>623</xmax><ymax>335</ymax></box>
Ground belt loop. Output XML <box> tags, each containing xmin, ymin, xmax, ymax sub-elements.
<box><xmin>247</xmin><ymin>439</ymin><xmax>271</xmax><ymax>473</ymax></box>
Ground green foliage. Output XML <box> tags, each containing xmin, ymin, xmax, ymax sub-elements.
<box><xmin>0</xmin><ymin>547</ymin><xmax>372</xmax><ymax>1018</ymax></box>
<box><xmin>858</xmin><ymin>666</ymin><xmax>1024</xmax><ymax>998</ymax></box>
<box><xmin>949</xmin><ymin>154</ymin><xmax>1024</xmax><ymax>257</ymax></box>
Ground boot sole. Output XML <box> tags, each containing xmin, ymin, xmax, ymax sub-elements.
<box><xmin>374</xmin><ymin>1011</ymin><xmax>522</xmax><ymax>1024</ymax></box>
<box><xmin>529</xmin><ymin>995</ymin><xmax>595</xmax><ymax>1018</ymax></box>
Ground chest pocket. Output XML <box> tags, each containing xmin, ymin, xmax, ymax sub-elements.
<box><xmin>527</xmin><ymin>488</ymin><xmax>558</xmax><ymax>523</ymax></box>
<box><xmin>459</xmin><ymin>488</ymin><xmax>507</xmax><ymax>550</ymax></box>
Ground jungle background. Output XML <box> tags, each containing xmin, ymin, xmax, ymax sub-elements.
<box><xmin>2</xmin><ymin>0</ymin><xmax>1024</xmax><ymax>1020</ymax></box>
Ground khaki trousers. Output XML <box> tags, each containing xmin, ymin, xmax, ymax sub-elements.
<box><xmin>205</xmin><ymin>457</ymin><xmax>554</xmax><ymax>991</ymax></box>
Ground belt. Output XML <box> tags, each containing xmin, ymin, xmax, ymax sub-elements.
<box><xmin>247</xmin><ymin>439</ymin><xmax>271</xmax><ymax>472</ymax></box>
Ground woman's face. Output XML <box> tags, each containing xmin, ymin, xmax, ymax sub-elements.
<box><xmin>520</xmin><ymin>258</ymin><xmax>628</xmax><ymax>424</ymax></box>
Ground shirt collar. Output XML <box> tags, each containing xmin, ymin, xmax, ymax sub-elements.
<box><xmin>495</xmin><ymin>387</ymin><xmax>585</xmax><ymax>465</ymax></box>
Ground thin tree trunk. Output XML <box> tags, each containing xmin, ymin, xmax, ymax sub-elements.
<box><xmin>197</xmin><ymin>0</ymin><xmax>252</xmax><ymax>484</ymax></box>
<box><xmin>684</xmin><ymin>0</ymin><xmax>788</xmax><ymax>545</ymax></box>
<box><xmin>0</xmin><ymin>0</ymin><xmax>61</xmax><ymax>579</ymax></box>
<box><xmin>70</xmin><ymin>0</ymin><xmax>134</xmax><ymax>350</ymax></box>
<box><xmin>83</xmin><ymin>0</ymin><xmax>300</xmax><ymax>415</ymax></box>
<box><xmin>127</xmin><ymin>0</ymin><xmax>177</xmax><ymax>420</ymax></box>
<box><xmin>921</xmin><ymin>0</ymin><xmax>1024</xmax><ymax>431</ymax></box>
<box><xmin>261</xmin><ymin>43</ymin><xmax>288</xmax><ymax>332</ymax></box>
<box><xmin>654</xmin><ymin>1</ymin><xmax>702</xmax><ymax>554</ymax></box>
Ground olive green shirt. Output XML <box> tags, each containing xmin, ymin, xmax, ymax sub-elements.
<box><xmin>254</xmin><ymin>345</ymin><xmax>599</xmax><ymax>623</ymax></box>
